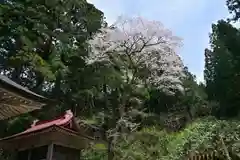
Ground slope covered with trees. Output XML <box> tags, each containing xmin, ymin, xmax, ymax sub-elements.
<box><xmin>1</xmin><ymin>0</ymin><xmax>240</xmax><ymax>160</ymax></box>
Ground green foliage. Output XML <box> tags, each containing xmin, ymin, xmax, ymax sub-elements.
<box><xmin>82</xmin><ymin>144</ymin><xmax>107</xmax><ymax>160</ymax></box>
<box><xmin>0</xmin><ymin>0</ymin><xmax>104</xmax><ymax>95</ymax></box>
<box><xmin>227</xmin><ymin>0</ymin><xmax>240</xmax><ymax>21</ymax></box>
<box><xmin>1</xmin><ymin>1</ymin><xmax>236</xmax><ymax>160</ymax></box>
<box><xmin>204</xmin><ymin>20</ymin><xmax>240</xmax><ymax>117</ymax></box>
<box><xmin>0</xmin><ymin>114</ymin><xmax>34</xmax><ymax>138</ymax></box>
<box><xmin>83</xmin><ymin>117</ymin><xmax>240</xmax><ymax>160</ymax></box>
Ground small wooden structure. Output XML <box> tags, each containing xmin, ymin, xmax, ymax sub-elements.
<box><xmin>0</xmin><ymin>110</ymin><xmax>93</xmax><ymax>160</ymax></box>
<box><xmin>187</xmin><ymin>151</ymin><xmax>222</xmax><ymax>160</ymax></box>
<box><xmin>0</xmin><ymin>74</ymin><xmax>49</xmax><ymax>120</ymax></box>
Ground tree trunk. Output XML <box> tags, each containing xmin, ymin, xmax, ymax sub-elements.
<box><xmin>186</xmin><ymin>105</ymin><xmax>193</xmax><ymax>121</ymax></box>
<box><xmin>107</xmin><ymin>138</ymin><xmax>115</xmax><ymax>160</ymax></box>
<box><xmin>32</xmin><ymin>73</ymin><xmax>44</xmax><ymax>93</ymax></box>
<box><xmin>52</xmin><ymin>73</ymin><xmax>61</xmax><ymax>98</ymax></box>
<box><xmin>11</xmin><ymin>67</ymin><xmax>22</xmax><ymax>84</ymax></box>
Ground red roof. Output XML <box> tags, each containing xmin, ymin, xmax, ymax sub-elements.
<box><xmin>22</xmin><ymin>110</ymin><xmax>74</xmax><ymax>134</ymax></box>
<box><xmin>0</xmin><ymin>110</ymin><xmax>97</xmax><ymax>142</ymax></box>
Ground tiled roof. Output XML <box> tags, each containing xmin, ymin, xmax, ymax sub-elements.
<box><xmin>0</xmin><ymin>74</ymin><xmax>53</xmax><ymax>120</ymax></box>
<box><xmin>0</xmin><ymin>74</ymin><xmax>52</xmax><ymax>103</ymax></box>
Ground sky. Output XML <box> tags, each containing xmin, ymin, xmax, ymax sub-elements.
<box><xmin>87</xmin><ymin>0</ymin><xmax>230</xmax><ymax>82</ymax></box>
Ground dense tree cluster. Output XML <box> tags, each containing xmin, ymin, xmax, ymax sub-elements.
<box><xmin>204</xmin><ymin>20</ymin><xmax>240</xmax><ymax>118</ymax></box>
<box><xmin>1</xmin><ymin>0</ymin><xmax>240</xmax><ymax>159</ymax></box>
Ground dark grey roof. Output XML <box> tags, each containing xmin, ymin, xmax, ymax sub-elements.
<box><xmin>0</xmin><ymin>74</ymin><xmax>49</xmax><ymax>103</ymax></box>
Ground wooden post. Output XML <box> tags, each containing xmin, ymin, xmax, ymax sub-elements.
<box><xmin>27</xmin><ymin>150</ymin><xmax>32</xmax><ymax>160</ymax></box>
<box><xmin>46</xmin><ymin>143</ymin><xmax>54</xmax><ymax>160</ymax></box>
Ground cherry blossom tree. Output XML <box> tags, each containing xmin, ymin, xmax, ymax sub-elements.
<box><xmin>87</xmin><ymin>16</ymin><xmax>186</xmax><ymax>160</ymax></box>
<box><xmin>88</xmin><ymin>16</ymin><xmax>185</xmax><ymax>95</ymax></box>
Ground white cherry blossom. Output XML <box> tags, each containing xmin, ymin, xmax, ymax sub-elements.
<box><xmin>88</xmin><ymin>16</ymin><xmax>185</xmax><ymax>94</ymax></box>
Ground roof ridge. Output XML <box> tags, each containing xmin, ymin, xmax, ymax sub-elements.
<box><xmin>32</xmin><ymin>110</ymin><xmax>73</xmax><ymax>126</ymax></box>
<box><xmin>22</xmin><ymin>110</ymin><xmax>73</xmax><ymax>134</ymax></box>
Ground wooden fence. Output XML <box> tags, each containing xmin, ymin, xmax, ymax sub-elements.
<box><xmin>187</xmin><ymin>151</ymin><xmax>223</xmax><ymax>160</ymax></box>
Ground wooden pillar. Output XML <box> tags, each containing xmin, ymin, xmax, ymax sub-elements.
<box><xmin>8</xmin><ymin>152</ymin><xmax>16</xmax><ymax>160</ymax></box>
<box><xmin>46</xmin><ymin>143</ymin><xmax>54</xmax><ymax>160</ymax></box>
<box><xmin>27</xmin><ymin>150</ymin><xmax>32</xmax><ymax>160</ymax></box>
<box><xmin>10</xmin><ymin>148</ymin><xmax>18</xmax><ymax>160</ymax></box>
<box><xmin>79</xmin><ymin>149</ymin><xmax>82</xmax><ymax>160</ymax></box>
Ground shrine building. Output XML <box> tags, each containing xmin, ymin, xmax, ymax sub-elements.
<box><xmin>0</xmin><ymin>110</ymin><xmax>94</xmax><ymax>160</ymax></box>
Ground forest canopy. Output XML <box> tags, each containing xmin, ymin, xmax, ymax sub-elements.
<box><xmin>1</xmin><ymin>0</ymin><xmax>240</xmax><ymax>160</ymax></box>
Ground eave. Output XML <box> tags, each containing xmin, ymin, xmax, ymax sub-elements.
<box><xmin>0</xmin><ymin>75</ymin><xmax>53</xmax><ymax>120</ymax></box>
